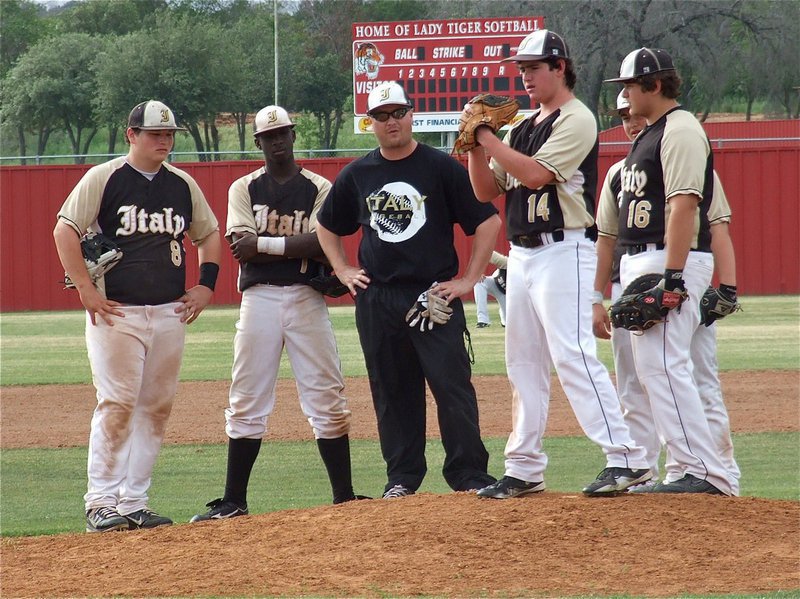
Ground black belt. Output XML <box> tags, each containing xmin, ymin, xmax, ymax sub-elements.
<box><xmin>511</xmin><ymin>230</ymin><xmax>565</xmax><ymax>248</ymax></box>
<box><xmin>626</xmin><ymin>243</ymin><xmax>665</xmax><ymax>256</ymax></box>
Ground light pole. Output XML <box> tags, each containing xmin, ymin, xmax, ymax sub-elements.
<box><xmin>274</xmin><ymin>0</ymin><xmax>279</xmax><ymax>104</ymax></box>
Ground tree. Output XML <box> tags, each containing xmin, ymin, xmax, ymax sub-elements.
<box><xmin>4</xmin><ymin>33</ymin><xmax>105</xmax><ymax>163</ymax></box>
<box><xmin>94</xmin><ymin>14</ymin><xmax>241</xmax><ymax>160</ymax></box>
<box><xmin>226</xmin><ymin>4</ymin><xmax>278</xmax><ymax>153</ymax></box>
<box><xmin>1</xmin><ymin>0</ymin><xmax>52</xmax><ymax>162</ymax></box>
<box><xmin>283</xmin><ymin>0</ymin><xmax>367</xmax><ymax>151</ymax></box>
<box><xmin>55</xmin><ymin>0</ymin><xmax>166</xmax><ymax>35</ymax></box>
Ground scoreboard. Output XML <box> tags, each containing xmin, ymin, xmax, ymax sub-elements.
<box><xmin>352</xmin><ymin>16</ymin><xmax>544</xmax><ymax>133</ymax></box>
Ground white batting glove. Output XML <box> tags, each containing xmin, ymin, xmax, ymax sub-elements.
<box><xmin>405</xmin><ymin>283</ymin><xmax>453</xmax><ymax>331</ymax></box>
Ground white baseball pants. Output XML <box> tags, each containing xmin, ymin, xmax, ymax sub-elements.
<box><xmin>225</xmin><ymin>284</ymin><xmax>351</xmax><ymax>440</ymax></box>
<box><xmin>503</xmin><ymin>231</ymin><xmax>649</xmax><ymax>483</ymax></box>
<box><xmin>621</xmin><ymin>249</ymin><xmax>735</xmax><ymax>495</ymax></box>
<box><xmin>474</xmin><ymin>276</ymin><xmax>506</xmax><ymax>326</ymax></box>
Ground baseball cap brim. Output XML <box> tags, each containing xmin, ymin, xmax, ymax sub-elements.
<box><xmin>501</xmin><ymin>53</ymin><xmax>550</xmax><ymax>63</ymax></box>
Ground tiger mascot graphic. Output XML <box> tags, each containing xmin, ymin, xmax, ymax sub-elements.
<box><xmin>354</xmin><ymin>43</ymin><xmax>384</xmax><ymax>80</ymax></box>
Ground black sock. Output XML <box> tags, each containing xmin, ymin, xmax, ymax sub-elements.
<box><xmin>223</xmin><ymin>437</ymin><xmax>261</xmax><ymax>506</ymax></box>
<box><xmin>317</xmin><ymin>435</ymin><xmax>355</xmax><ymax>504</ymax></box>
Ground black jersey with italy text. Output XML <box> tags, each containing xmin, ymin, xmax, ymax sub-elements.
<box><xmin>492</xmin><ymin>98</ymin><xmax>598</xmax><ymax>239</ymax></box>
<box><xmin>57</xmin><ymin>156</ymin><xmax>219</xmax><ymax>305</ymax></box>
<box><xmin>617</xmin><ymin>107</ymin><xmax>713</xmax><ymax>252</ymax></box>
<box><xmin>226</xmin><ymin>167</ymin><xmax>331</xmax><ymax>292</ymax></box>
<box><xmin>317</xmin><ymin>143</ymin><xmax>497</xmax><ymax>285</ymax></box>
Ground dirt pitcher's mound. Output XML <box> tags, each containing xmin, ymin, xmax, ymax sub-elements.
<box><xmin>2</xmin><ymin>371</ymin><xmax>797</xmax><ymax>448</ymax></box>
<box><xmin>3</xmin><ymin>493</ymin><xmax>798</xmax><ymax>598</ymax></box>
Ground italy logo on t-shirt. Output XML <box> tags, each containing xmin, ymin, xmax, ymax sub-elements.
<box><xmin>366</xmin><ymin>182</ymin><xmax>427</xmax><ymax>243</ymax></box>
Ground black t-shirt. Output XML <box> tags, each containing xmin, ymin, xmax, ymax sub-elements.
<box><xmin>317</xmin><ymin>143</ymin><xmax>497</xmax><ymax>284</ymax></box>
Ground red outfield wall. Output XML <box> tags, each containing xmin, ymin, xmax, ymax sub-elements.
<box><xmin>1</xmin><ymin>145</ymin><xmax>798</xmax><ymax>312</ymax></box>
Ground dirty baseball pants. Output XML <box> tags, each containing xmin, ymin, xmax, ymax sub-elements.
<box><xmin>84</xmin><ymin>303</ymin><xmax>185</xmax><ymax>515</ymax></box>
<box><xmin>355</xmin><ymin>283</ymin><xmax>495</xmax><ymax>493</ymax></box>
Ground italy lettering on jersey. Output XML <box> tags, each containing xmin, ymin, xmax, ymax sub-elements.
<box><xmin>252</xmin><ymin>204</ymin><xmax>310</xmax><ymax>236</ymax></box>
<box><xmin>56</xmin><ymin>156</ymin><xmax>218</xmax><ymax>305</ymax></box>
<box><xmin>226</xmin><ymin>167</ymin><xmax>331</xmax><ymax>292</ymax></box>
<box><xmin>617</xmin><ymin>107</ymin><xmax>713</xmax><ymax>251</ymax></box>
<box><xmin>116</xmin><ymin>205</ymin><xmax>186</xmax><ymax>238</ymax></box>
<box><xmin>492</xmin><ymin>98</ymin><xmax>598</xmax><ymax>239</ymax></box>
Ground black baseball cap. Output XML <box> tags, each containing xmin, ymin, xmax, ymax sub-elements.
<box><xmin>501</xmin><ymin>29</ymin><xmax>569</xmax><ymax>62</ymax></box>
<box><xmin>605</xmin><ymin>48</ymin><xmax>676</xmax><ymax>83</ymax></box>
<box><xmin>127</xmin><ymin>100</ymin><xmax>186</xmax><ymax>130</ymax></box>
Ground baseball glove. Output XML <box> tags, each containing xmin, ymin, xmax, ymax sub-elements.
<box><xmin>609</xmin><ymin>273</ymin><xmax>688</xmax><ymax>333</ymax></box>
<box><xmin>308</xmin><ymin>266</ymin><xmax>349</xmax><ymax>298</ymax></box>
<box><xmin>64</xmin><ymin>232</ymin><xmax>123</xmax><ymax>289</ymax></box>
<box><xmin>453</xmin><ymin>94</ymin><xmax>520</xmax><ymax>154</ymax></box>
<box><xmin>405</xmin><ymin>283</ymin><xmax>453</xmax><ymax>331</ymax></box>
<box><xmin>699</xmin><ymin>286</ymin><xmax>741</xmax><ymax>327</ymax></box>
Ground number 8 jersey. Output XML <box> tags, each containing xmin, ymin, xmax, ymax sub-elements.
<box><xmin>57</xmin><ymin>156</ymin><xmax>219</xmax><ymax>305</ymax></box>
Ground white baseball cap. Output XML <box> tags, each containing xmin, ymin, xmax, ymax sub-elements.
<box><xmin>253</xmin><ymin>105</ymin><xmax>294</xmax><ymax>137</ymax></box>
<box><xmin>616</xmin><ymin>90</ymin><xmax>630</xmax><ymax>111</ymax></box>
<box><xmin>367</xmin><ymin>82</ymin><xmax>412</xmax><ymax>113</ymax></box>
<box><xmin>127</xmin><ymin>100</ymin><xmax>186</xmax><ymax>130</ymax></box>
<box><xmin>502</xmin><ymin>29</ymin><xmax>569</xmax><ymax>62</ymax></box>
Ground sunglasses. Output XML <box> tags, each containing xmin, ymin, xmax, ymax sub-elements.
<box><xmin>369</xmin><ymin>107</ymin><xmax>410</xmax><ymax>122</ymax></box>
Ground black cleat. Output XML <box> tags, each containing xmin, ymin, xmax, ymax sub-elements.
<box><xmin>190</xmin><ymin>498</ymin><xmax>249</xmax><ymax>522</ymax></box>
<box><xmin>476</xmin><ymin>476</ymin><xmax>545</xmax><ymax>499</ymax></box>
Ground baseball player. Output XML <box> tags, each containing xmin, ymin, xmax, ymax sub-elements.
<box><xmin>316</xmin><ymin>81</ymin><xmax>500</xmax><ymax>498</ymax></box>
<box><xmin>53</xmin><ymin>100</ymin><xmax>222</xmax><ymax>532</ymax></box>
<box><xmin>598</xmin><ymin>48</ymin><xmax>734</xmax><ymax>495</ymax></box>
<box><xmin>594</xmin><ymin>92</ymin><xmax>740</xmax><ymax>494</ymax></box>
<box><xmin>191</xmin><ymin>106</ymin><xmax>364</xmax><ymax>522</ymax></box>
<box><xmin>463</xmin><ymin>30</ymin><xmax>651</xmax><ymax>499</ymax></box>
<box><xmin>473</xmin><ymin>250</ymin><xmax>507</xmax><ymax>328</ymax></box>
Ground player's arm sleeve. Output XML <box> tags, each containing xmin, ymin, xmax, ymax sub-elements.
<box><xmin>533</xmin><ymin>105</ymin><xmax>597</xmax><ymax>183</ymax></box>
<box><xmin>707</xmin><ymin>170</ymin><xmax>732</xmax><ymax>225</ymax></box>
<box><xmin>489</xmin><ymin>251</ymin><xmax>508</xmax><ymax>269</ymax></box>
<box><xmin>225</xmin><ymin>176</ymin><xmax>258</xmax><ymax>240</ymax></box>
<box><xmin>662</xmin><ymin>116</ymin><xmax>709</xmax><ymax>202</ymax></box>
<box><xmin>56</xmin><ymin>164</ymin><xmax>109</xmax><ymax>235</ymax></box>
<box><xmin>596</xmin><ymin>161</ymin><xmax>623</xmax><ymax>238</ymax></box>
<box><xmin>305</xmin><ymin>170</ymin><xmax>334</xmax><ymax>232</ymax></box>
<box><xmin>184</xmin><ymin>176</ymin><xmax>220</xmax><ymax>244</ymax></box>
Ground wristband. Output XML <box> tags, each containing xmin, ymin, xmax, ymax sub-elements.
<box><xmin>662</xmin><ymin>269</ymin><xmax>685</xmax><ymax>292</ymax></box>
<box><xmin>590</xmin><ymin>290</ymin><xmax>604</xmax><ymax>305</ymax></box>
<box><xmin>198</xmin><ymin>262</ymin><xmax>219</xmax><ymax>291</ymax></box>
<box><xmin>256</xmin><ymin>236</ymin><xmax>286</xmax><ymax>255</ymax></box>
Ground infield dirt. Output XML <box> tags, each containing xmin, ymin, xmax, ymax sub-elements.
<box><xmin>2</xmin><ymin>371</ymin><xmax>799</xmax><ymax>598</ymax></box>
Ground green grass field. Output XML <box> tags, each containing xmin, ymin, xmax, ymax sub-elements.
<box><xmin>1</xmin><ymin>296</ymin><xmax>798</xmax><ymax>540</ymax></box>
<box><xmin>2</xmin><ymin>296</ymin><xmax>798</xmax><ymax>385</ymax></box>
